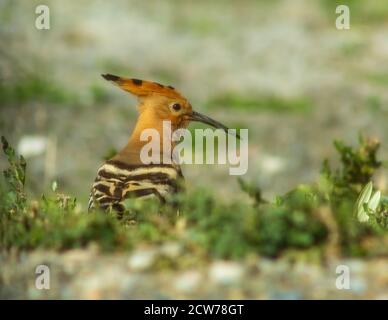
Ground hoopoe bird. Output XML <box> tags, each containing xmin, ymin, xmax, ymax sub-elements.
<box><xmin>88</xmin><ymin>74</ymin><xmax>237</xmax><ymax>213</ymax></box>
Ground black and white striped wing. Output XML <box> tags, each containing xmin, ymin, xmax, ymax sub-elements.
<box><xmin>88</xmin><ymin>160</ymin><xmax>181</xmax><ymax>212</ymax></box>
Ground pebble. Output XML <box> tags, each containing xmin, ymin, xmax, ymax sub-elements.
<box><xmin>127</xmin><ymin>249</ymin><xmax>156</xmax><ymax>271</ymax></box>
<box><xmin>209</xmin><ymin>261</ymin><xmax>244</xmax><ymax>285</ymax></box>
<box><xmin>160</xmin><ymin>242</ymin><xmax>182</xmax><ymax>258</ymax></box>
<box><xmin>174</xmin><ymin>270</ymin><xmax>202</xmax><ymax>293</ymax></box>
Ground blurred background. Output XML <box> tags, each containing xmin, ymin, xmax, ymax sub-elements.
<box><xmin>1</xmin><ymin>0</ymin><xmax>388</xmax><ymax>206</ymax></box>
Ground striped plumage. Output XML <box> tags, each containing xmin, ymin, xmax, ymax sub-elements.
<box><xmin>88</xmin><ymin>160</ymin><xmax>183</xmax><ymax>213</ymax></box>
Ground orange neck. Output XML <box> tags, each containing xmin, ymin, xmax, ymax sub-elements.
<box><xmin>113</xmin><ymin>108</ymin><xmax>176</xmax><ymax>164</ymax></box>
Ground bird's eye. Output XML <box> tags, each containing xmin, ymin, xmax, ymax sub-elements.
<box><xmin>172</xmin><ymin>103</ymin><xmax>181</xmax><ymax>112</ymax></box>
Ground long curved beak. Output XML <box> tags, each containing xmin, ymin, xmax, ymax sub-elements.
<box><xmin>187</xmin><ymin>111</ymin><xmax>240</xmax><ymax>139</ymax></box>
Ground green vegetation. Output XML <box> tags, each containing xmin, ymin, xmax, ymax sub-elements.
<box><xmin>89</xmin><ymin>84</ymin><xmax>111</xmax><ymax>105</ymax></box>
<box><xmin>1</xmin><ymin>136</ymin><xmax>388</xmax><ymax>260</ymax></box>
<box><xmin>365</xmin><ymin>72</ymin><xmax>388</xmax><ymax>87</ymax></box>
<box><xmin>0</xmin><ymin>76</ymin><xmax>79</xmax><ymax>106</ymax></box>
<box><xmin>206</xmin><ymin>93</ymin><xmax>311</xmax><ymax>113</ymax></box>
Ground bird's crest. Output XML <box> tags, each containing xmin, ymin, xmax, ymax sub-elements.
<box><xmin>101</xmin><ymin>74</ymin><xmax>184</xmax><ymax>100</ymax></box>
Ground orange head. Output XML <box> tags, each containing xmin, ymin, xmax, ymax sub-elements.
<box><xmin>101</xmin><ymin>74</ymin><xmax>239</xmax><ymax>138</ymax></box>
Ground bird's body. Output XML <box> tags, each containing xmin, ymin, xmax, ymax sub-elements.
<box><xmin>89</xmin><ymin>74</ymin><xmax>237</xmax><ymax>213</ymax></box>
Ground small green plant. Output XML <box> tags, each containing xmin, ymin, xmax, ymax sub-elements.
<box><xmin>354</xmin><ymin>181</ymin><xmax>380</xmax><ymax>223</ymax></box>
<box><xmin>0</xmin><ymin>137</ymin><xmax>131</xmax><ymax>251</ymax></box>
<box><xmin>1</xmin><ymin>136</ymin><xmax>27</xmax><ymax>212</ymax></box>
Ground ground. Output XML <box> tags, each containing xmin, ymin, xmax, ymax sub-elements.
<box><xmin>2</xmin><ymin>248</ymin><xmax>388</xmax><ymax>299</ymax></box>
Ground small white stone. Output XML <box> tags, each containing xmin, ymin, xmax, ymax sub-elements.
<box><xmin>259</xmin><ymin>154</ymin><xmax>286</xmax><ymax>175</ymax></box>
<box><xmin>160</xmin><ymin>242</ymin><xmax>182</xmax><ymax>258</ymax></box>
<box><xmin>127</xmin><ymin>249</ymin><xmax>156</xmax><ymax>271</ymax></box>
<box><xmin>18</xmin><ymin>135</ymin><xmax>47</xmax><ymax>157</ymax></box>
<box><xmin>209</xmin><ymin>261</ymin><xmax>244</xmax><ymax>285</ymax></box>
<box><xmin>174</xmin><ymin>270</ymin><xmax>202</xmax><ymax>293</ymax></box>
